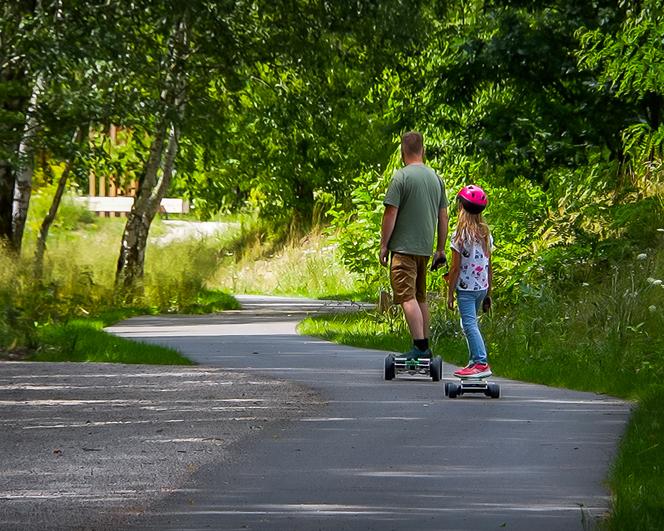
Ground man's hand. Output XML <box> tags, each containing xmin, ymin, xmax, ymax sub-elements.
<box><xmin>430</xmin><ymin>251</ymin><xmax>447</xmax><ymax>271</ymax></box>
<box><xmin>379</xmin><ymin>246</ymin><xmax>390</xmax><ymax>267</ymax></box>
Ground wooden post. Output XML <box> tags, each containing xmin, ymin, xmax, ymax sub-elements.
<box><xmin>98</xmin><ymin>174</ymin><xmax>108</xmax><ymax>217</ymax></box>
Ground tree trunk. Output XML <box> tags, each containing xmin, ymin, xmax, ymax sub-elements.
<box><xmin>115</xmin><ymin>123</ymin><xmax>169</xmax><ymax>295</ymax></box>
<box><xmin>11</xmin><ymin>74</ymin><xmax>44</xmax><ymax>252</ymax></box>
<box><xmin>115</xmin><ymin>13</ymin><xmax>189</xmax><ymax>297</ymax></box>
<box><xmin>0</xmin><ymin>2</ymin><xmax>38</xmax><ymax>248</ymax></box>
<box><xmin>115</xmin><ymin>123</ymin><xmax>180</xmax><ymax>296</ymax></box>
<box><xmin>33</xmin><ymin>128</ymin><xmax>83</xmax><ymax>277</ymax></box>
<box><xmin>0</xmin><ymin>164</ymin><xmax>16</xmax><ymax>247</ymax></box>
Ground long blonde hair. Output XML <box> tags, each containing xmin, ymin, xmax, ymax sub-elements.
<box><xmin>453</xmin><ymin>208</ymin><xmax>491</xmax><ymax>255</ymax></box>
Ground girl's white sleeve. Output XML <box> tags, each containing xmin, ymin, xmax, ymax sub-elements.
<box><xmin>450</xmin><ymin>231</ymin><xmax>460</xmax><ymax>252</ymax></box>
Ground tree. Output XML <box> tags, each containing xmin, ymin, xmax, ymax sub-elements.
<box><xmin>0</xmin><ymin>1</ymin><xmax>38</xmax><ymax>251</ymax></box>
<box><xmin>578</xmin><ymin>0</ymin><xmax>664</xmax><ymax>169</ymax></box>
<box><xmin>115</xmin><ymin>7</ymin><xmax>191</xmax><ymax>293</ymax></box>
<box><xmin>381</xmin><ymin>0</ymin><xmax>632</xmax><ymax>185</ymax></box>
<box><xmin>1</xmin><ymin>0</ymin><xmax>131</xmax><ymax>253</ymax></box>
<box><xmin>171</xmin><ymin>0</ymin><xmax>436</xmax><ymax>220</ymax></box>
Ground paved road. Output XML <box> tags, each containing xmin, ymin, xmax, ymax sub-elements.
<box><xmin>0</xmin><ymin>363</ymin><xmax>316</xmax><ymax>531</ymax></box>
<box><xmin>108</xmin><ymin>295</ymin><xmax>631</xmax><ymax>531</ymax></box>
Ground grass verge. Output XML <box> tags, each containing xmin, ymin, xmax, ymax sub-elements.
<box><xmin>3</xmin><ymin>194</ymin><xmax>241</xmax><ymax>362</ymax></box>
<box><xmin>32</xmin><ymin>316</ymin><xmax>192</xmax><ymax>365</ymax></box>
<box><xmin>607</xmin><ymin>387</ymin><xmax>664</xmax><ymax>530</ymax></box>
<box><xmin>24</xmin><ymin>290</ymin><xmax>240</xmax><ymax>365</ymax></box>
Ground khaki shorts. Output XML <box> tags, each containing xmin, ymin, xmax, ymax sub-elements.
<box><xmin>390</xmin><ymin>253</ymin><xmax>429</xmax><ymax>304</ymax></box>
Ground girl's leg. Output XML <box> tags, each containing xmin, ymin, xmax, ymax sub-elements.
<box><xmin>457</xmin><ymin>289</ymin><xmax>488</xmax><ymax>365</ymax></box>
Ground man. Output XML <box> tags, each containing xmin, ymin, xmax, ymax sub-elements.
<box><xmin>379</xmin><ymin>131</ymin><xmax>449</xmax><ymax>358</ymax></box>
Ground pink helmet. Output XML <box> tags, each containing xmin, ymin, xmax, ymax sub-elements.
<box><xmin>457</xmin><ymin>184</ymin><xmax>488</xmax><ymax>214</ymax></box>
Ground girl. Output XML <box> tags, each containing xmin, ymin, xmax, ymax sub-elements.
<box><xmin>446</xmin><ymin>185</ymin><xmax>493</xmax><ymax>378</ymax></box>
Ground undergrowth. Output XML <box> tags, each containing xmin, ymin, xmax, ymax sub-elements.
<box><xmin>209</xmin><ymin>222</ymin><xmax>365</xmax><ymax>300</ymax></box>
<box><xmin>1</xmin><ymin>193</ymin><xmax>238</xmax><ymax>362</ymax></box>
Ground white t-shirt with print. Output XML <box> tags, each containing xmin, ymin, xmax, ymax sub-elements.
<box><xmin>450</xmin><ymin>231</ymin><xmax>493</xmax><ymax>291</ymax></box>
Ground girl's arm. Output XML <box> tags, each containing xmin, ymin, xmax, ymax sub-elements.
<box><xmin>487</xmin><ymin>248</ymin><xmax>492</xmax><ymax>296</ymax></box>
<box><xmin>447</xmin><ymin>249</ymin><xmax>461</xmax><ymax>310</ymax></box>
<box><xmin>482</xmin><ymin>248</ymin><xmax>493</xmax><ymax>313</ymax></box>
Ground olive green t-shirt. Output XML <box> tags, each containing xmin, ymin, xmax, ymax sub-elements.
<box><xmin>383</xmin><ymin>163</ymin><xmax>448</xmax><ymax>256</ymax></box>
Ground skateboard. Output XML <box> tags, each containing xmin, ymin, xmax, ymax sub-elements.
<box><xmin>384</xmin><ymin>354</ymin><xmax>442</xmax><ymax>382</ymax></box>
<box><xmin>444</xmin><ymin>375</ymin><xmax>500</xmax><ymax>399</ymax></box>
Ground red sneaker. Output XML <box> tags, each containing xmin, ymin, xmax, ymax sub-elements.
<box><xmin>454</xmin><ymin>363</ymin><xmax>492</xmax><ymax>378</ymax></box>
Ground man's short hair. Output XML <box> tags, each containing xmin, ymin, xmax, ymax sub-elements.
<box><xmin>401</xmin><ymin>131</ymin><xmax>424</xmax><ymax>158</ymax></box>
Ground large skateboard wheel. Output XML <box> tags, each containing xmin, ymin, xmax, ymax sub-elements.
<box><xmin>384</xmin><ymin>354</ymin><xmax>396</xmax><ymax>380</ymax></box>
<box><xmin>447</xmin><ymin>382</ymin><xmax>460</xmax><ymax>399</ymax></box>
<box><xmin>430</xmin><ymin>357</ymin><xmax>442</xmax><ymax>382</ymax></box>
<box><xmin>486</xmin><ymin>382</ymin><xmax>500</xmax><ymax>399</ymax></box>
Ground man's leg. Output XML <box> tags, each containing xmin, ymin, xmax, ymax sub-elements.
<box><xmin>419</xmin><ymin>301</ymin><xmax>430</xmax><ymax>339</ymax></box>
<box><xmin>401</xmin><ymin>298</ymin><xmax>425</xmax><ymax>340</ymax></box>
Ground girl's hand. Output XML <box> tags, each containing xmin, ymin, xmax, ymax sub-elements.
<box><xmin>447</xmin><ymin>295</ymin><xmax>455</xmax><ymax>311</ymax></box>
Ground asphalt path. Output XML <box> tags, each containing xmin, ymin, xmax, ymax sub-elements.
<box><xmin>108</xmin><ymin>295</ymin><xmax>632</xmax><ymax>531</ymax></box>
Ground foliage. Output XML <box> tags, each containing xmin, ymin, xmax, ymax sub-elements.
<box><xmin>326</xmin><ymin>148</ymin><xmax>401</xmax><ymax>294</ymax></box>
<box><xmin>209</xmin><ymin>224</ymin><xmax>362</xmax><ymax>300</ymax></box>
<box><xmin>327</xmin><ymin>0</ymin><xmax>664</xmax><ymax>306</ymax></box>
<box><xmin>578</xmin><ymin>1</ymin><xmax>664</xmax><ymax>166</ymax></box>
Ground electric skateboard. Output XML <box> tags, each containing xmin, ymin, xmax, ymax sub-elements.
<box><xmin>384</xmin><ymin>354</ymin><xmax>442</xmax><ymax>382</ymax></box>
<box><xmin>445</xmin><ymin>375</ymin><xmax>500</xmax><ymax>398</ymax></box>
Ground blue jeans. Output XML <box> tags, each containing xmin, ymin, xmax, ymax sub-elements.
<box><xmin>457</xmin><ymin>289</ymin><xmax>488</xmax><ymax>365</ymax></box>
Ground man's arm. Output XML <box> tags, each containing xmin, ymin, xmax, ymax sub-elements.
<box><xmin>431</xmin><ymin>207</ymin><xmax>449</xmax><ymax>270</ymax></box>
<box><xmin>380</xmin><ymin>205</ymin><xmax>398</xmax><ymax>266</ymax></box>
<box><xmin>436</xmin><ymin>208</ymin><xmax>449</xmax><ymax>252</ymax></box>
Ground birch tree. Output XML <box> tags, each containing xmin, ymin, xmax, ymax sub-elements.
<box><xmin>114</xmin><ymin>9</ymin><xmax>190</xmax><ymax>294</ymax></box>
<box><xmin>0</xmin><ymin>1</ymin><xmax>38</xmax><ymax>251</ymax></box>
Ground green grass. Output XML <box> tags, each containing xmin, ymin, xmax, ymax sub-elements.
<box><xmin>209</xmin><ymin>226</ymin><xmax>364</xmax><ymax>300</ymax></box>
<box><xmin>608</xmin><ymin>388</ymin><xmax>664</xmax><ymax>530</ymax></box>
<box><xmin>32</xmin><ymin>316</ymin><xmax>192</xmax><ymax>365</ymax></box>
<box><xmin>1</xmin><ymin>190</ymin><xmax>240</xmax><ymax>362</ymax></box>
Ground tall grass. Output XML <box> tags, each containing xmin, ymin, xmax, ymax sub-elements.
<box><xmin>1</xmin><ymin>191</ymin><xmax>238</xmax><ymax>361</ymax></box>
<box><xmin>478</xmin><ymin>247</ymin><xmax>664</xmax><ymax>398</ymax></box>
<box><xmin>209</xmin><ymin>226</ymin><xmax>364</xmax><ymax>300</ymax></box>
<box><xmin>608</xmin><ymin>387</ymin><xmax>664</xmax><ymax>530</ymax></box>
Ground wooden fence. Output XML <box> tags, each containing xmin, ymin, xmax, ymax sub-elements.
<box><xmin>80</xmin><ymin>125</ymin><xmax>189</xmax><ymax>217</ymax></box>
